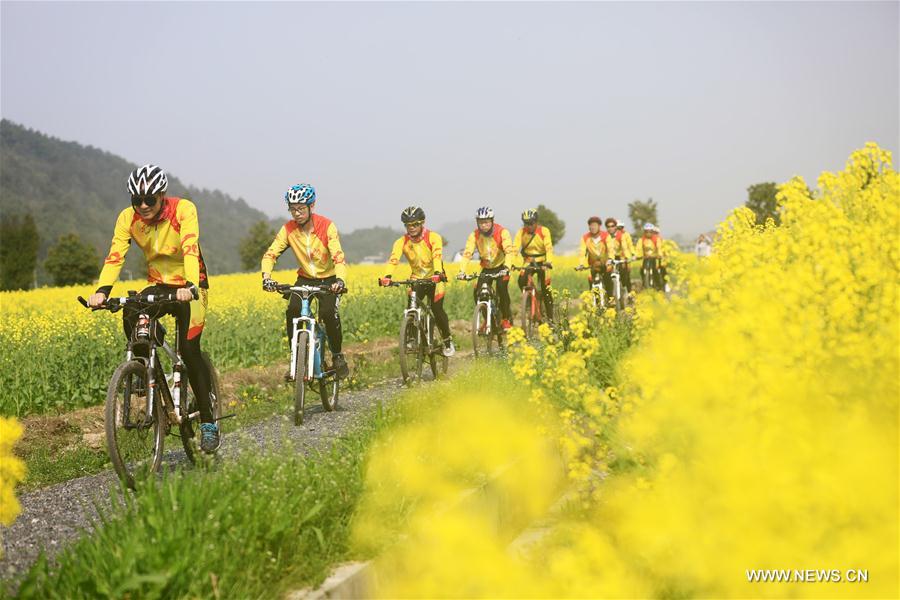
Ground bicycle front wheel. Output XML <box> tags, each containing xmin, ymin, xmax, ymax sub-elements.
<box><xmin>520</xmin><ymin>291</ymin><xmax>534</xmax><ymax>340</ymax></box>
<box><xmin>294</xmin><ymin>331</ymin><xmax>309</xmax><ymax>425</ymax></box>
<box><xmin>105</xmin><ymin>360</ymin><xmax>164</xmax><ymax>489</ymax></box>
<box><xmin>472</xmin><ymin>304</ymin><xmax>494</xmax><ymax>357</ymax></box>
<box><xmin>399</xmin><ymin>315</ymin><xmax>423</xmax><ymax>385</ymax></box>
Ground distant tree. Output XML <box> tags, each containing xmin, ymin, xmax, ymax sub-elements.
<box><xmin>0</xmin><ymin>213</ymin><xmax>39</xmax><ymax>290</ymax></box>
<box><xmin>746</xmin><ymin>182</ymin><xmax>780</xmax><ymax>225</ymax></box>
<box><xmin>239</xmin><ymin>221</ymin><xmax>276</xmax><ymax>271</ymax></box>
<box><xmin>535</xmin><ymin>204</ymin><xmax>565</xmax><ymax>245</ymax></box>
<box><xmin>628</xmin><ymin>198</ymin><xmax>659</xmax><ymax>235</ymax></box>
<box><xmin>44</xmin><ymin>233</ymin><xmax>100</xmax><ymax>286</ymax></box>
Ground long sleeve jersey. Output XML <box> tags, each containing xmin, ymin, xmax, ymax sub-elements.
<box><xmin>638</xmin><ymin>234</ymin><xmax>664</xmax><ymax>259</ymax></box>
<box><xmin>579</xmin><ymin>230</ymin><xmax>616</xmax><ymax>268</ymax></box>
<box><xmin>613</xmin><ymin>229</ymin><xmax>636</xmax><ymax>259</ymax></box>
<box><xmin>383</xmin><ymin>229</ymin><xmax>445</xmax><ymax>279</ymax></box>
<box><xmin>513</xmin><ymin>226</ymin><xmax>554</xmax><ymax>265</ymax></box>
<box><xmin>459</xmin><ymin>224</ymin><xmax>515</xmax><ymax>272</ymax></box>
<box><xmin>97</xmin><ymin>197</ymin><xmax>208</xmax><ymax>294</ymax></box>
<box><xmin>261</xmin><ymin>214</ymin><xmax>348</xmax><ymax>280</ymax></box>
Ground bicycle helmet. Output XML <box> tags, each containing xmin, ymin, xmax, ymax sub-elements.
<box><xmin>587</xmin><ymin>216</ymin><xmax>602</xmax><ymax>225</ymax></box>
<box><xmin>127</xmin><ymin>164</ymin><xmax>168</xmax><ymax>197</ymax></box>
<box><xmin>401</xmin><ymin>206</ymin><xmax>425</xmax><ymax>224</ymax></box>
<box><xmin>605</xmin><ymin>217</ymin><xmax>618</xmax><ymax>227</ymax></box>
<box><xmin>521</xmin><ymin>208</ymin><xmax>538</xmax><ymax>224</ymax></box>
<box><xmin>652</xmin><ymin>224</ymin><xmax>660</xmax><ymax>233</ymax></box>
<box><xmin>643</xmin><ymin>223</ymin><xmax>655</xmax><ymax>232</ymax></box>
<box><xmin>285</xmin><ymin>184</ymin><xmax>316</xmax><ymax>206</ymax></box>
<box><xmin>475</xmin><ymin>206</ymin><xmax>494</xmax><ymax>220</ymax></box>
<box><xmin>615</xmin><ymin>218</ymin><xmax>625</xmax><ymax>228</ymax></box>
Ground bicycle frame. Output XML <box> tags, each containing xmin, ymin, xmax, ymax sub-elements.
<box><xmin>287</xmin><ymin>289</ymin><xmax>331</xmax><ymax>383</ymax></box>
<box><xmin>404</xmin><ymin>286</ymin><xmax>435</xmax><ymax>349</ymax></box>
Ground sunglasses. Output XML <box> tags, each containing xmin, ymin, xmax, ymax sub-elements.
<box><xmin>288</xmin><ymin>205</ymin><xmax>309</xmax><ymax>214</ymax></box>
<box><xmin>405</xmin><ymin>220</ymin><xmax>424</xmax><ymax>228</ymax></box>
<box><xmin>131</xmin><ymin>195</ymin><xmax>159</xmax><ymax>209</ymax></box>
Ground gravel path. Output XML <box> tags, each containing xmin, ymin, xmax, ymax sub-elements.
<box><xmin>0</xmin><ymin>371</ymin><xmax>421</xmax><ymax>584</ymax></box>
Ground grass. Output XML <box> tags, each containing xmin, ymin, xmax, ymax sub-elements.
<box><xmin>7</xmin><ymin>363</ymin><xmax>517</xmax><ymax>598</ymax></box>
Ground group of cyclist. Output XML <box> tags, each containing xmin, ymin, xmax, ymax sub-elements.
<box><xmin>89</xmin><ymin>164</ymin><xmax>668</xmax><ymax>455</ymax></box>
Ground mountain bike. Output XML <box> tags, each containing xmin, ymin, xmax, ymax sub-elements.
<box><xmin>379</xmin><ymin>278</ymin><xmax>449</xmax><ymax>385</ymax></box>
<box><xmin>459</xmin><ymin>270</ymin><xmax>507</xmax><ymax>357</ymax></box>
<box><xmin>273</xmin><ymin>282</ymin><xmax>343</xmax><ymax>426</ymax></box>
<box><xmin>513</xmin><ymin>263</ymin><xmax>552</xmax><ymax>340</ymax></box>
<box><xmin>641</xmin><ymin>257</ymin><xmax>664</xmax><ymax>291</ymax></box>
<box><xmin>78</xmin><ymin>290</ymin><xmax>223</xmax><ymax>489</ymax></box>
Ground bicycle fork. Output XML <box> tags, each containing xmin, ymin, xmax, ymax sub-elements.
<box><xmin>290</xmin><ymin>316</ymin><xmax>317</xmax><ymax>381</ymax></box>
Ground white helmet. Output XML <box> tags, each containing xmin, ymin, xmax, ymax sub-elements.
<box><xmin>475</xmin><ymin>206</ymin><xmax>494</xmax><ymax>219</ymax></box>
<box><xmin>128</xmin><ymin>164</ymin><xmax>168</xmax><ymax>196</ymax></box>
<box><xmin>643</xmin><ymin>223</ymin><xmax>655</xmax><ymax>232</ymax></box>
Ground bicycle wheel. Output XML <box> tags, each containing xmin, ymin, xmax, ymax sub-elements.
<box><xmin>294</xmin><ymin>331</ymin><xmax>309</xmax><ymax>425</ymax></box>
<box><xmin>399</xmin><ymin>315</ymin><xmax>423</xmax><ymax>385</ymax></box>
<box><xmin>180</xmin><ymin>352</ymin><xmax>222</xmax><ymax>463</ymax></box>
<box><xmin>520</xmin><ymin>291</ymin><xmax>534</xmax><ymax>340</ymax></box>
<box><xmin>426</xmin><ymin>315</ymin><xmax>448</xmax><ymax>379</ymax></box>
<box><xmin>105</xmin><ymin>360</ymin><xmax>164</xmax><ymax>489</ymax></box>
<box><xmin>319</xmin><ymin>342</ymin><xmax>339</xmax><ymax>411</ymax></box>
<box><xmin>472</xmin><ymin>303</ymin><xmax>494</xmax><ymax>357</ymax></box>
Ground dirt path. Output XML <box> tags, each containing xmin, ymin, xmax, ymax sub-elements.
<box><xmin>1</xmin><ymin>354</ymin><xmax>466</xmax><ymax>584</ymax></box>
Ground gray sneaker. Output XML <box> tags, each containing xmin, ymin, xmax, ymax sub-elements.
<box><xmin>442</xmin><ymin>339</ymin><xmax>456</xmax><ymax>357</ymax></box>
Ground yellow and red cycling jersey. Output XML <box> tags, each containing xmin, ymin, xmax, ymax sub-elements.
<box><xmin>639</xmin><ymin>234</ymin><xmax>664</xmax><ymax>259</ymax></box>
<box><xmin>579</xmin><ymin>230</ymin><xmax>616</xmax><ymax>269</ymax></box>
<box><xmin>98</xmin><ymin>197</ymin><xmax>208</xmax><ymax>290</ymax></box>
<box><xmin>383</xmin><ymin>228</ymin><xmax>446</xmax><ymax>299</ymax></box>
<box><xmin>612</xmin><ymin>229</ymin><xmax>636</xmax><ymax>259</ymax></box>
<box><xmin>261</xmin><ymin>213</ymin><xmax>348</xmax><ymax>280</ymax></box>
<box><xmin>513</xmin><ymin>226</ymin><xmax>554</xmax><ymax>266</ymax></box>
<box><xmin>459</xmin><ymin>224</ymin><xmax>515</xmax><ymax>272</ymax></box>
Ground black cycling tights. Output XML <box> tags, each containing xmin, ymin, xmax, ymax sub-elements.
<box><xmin>123</xmin><ymin>286</ymin><xmax>214</xmax><ymax>424</ymax></box>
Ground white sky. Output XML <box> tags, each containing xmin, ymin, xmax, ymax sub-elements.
<box><xmin>2</xmin><ymin>1</ymin><xmax>897</xmax><ymax>242</ymax></box>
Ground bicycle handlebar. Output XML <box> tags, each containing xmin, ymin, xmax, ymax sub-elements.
<box><xmin>77</xmin><ymin>291</ymin><xmax>182</xmax><ymax>313</ymax></box>
<box><xmin>512</xmin><ymin>263</ymin><xmax>552</xmax><ymax>272</ymax></box>
<box><xmin>379</xmin><ymin>279</ymin><xmax>439</xmax><ymax>287</ymax></box>
<box><xmin>273</xmin><ymin>282</ymin><xmax>348</xmax><ymax>296</ymax></box>
<box><xmin>457</xmin><ymin>270</ymin><xmax>509</xmax><ymax>281</ymax></box>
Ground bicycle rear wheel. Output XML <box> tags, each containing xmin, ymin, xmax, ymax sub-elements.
<box><xmin>426</xmin><ymin>315</ymin><xmax>448</xmax><ymax>379</ymax></box>
<box><xmin>105</xmin><ymin>360</ymin><xmax>164</xmax><ymax>489</ymax></box>
<box><xmin>180</xmin><ymin>352</ymin><xmax>222</xmax><ymax>463</ymax></box>
<box><xmin>319</xmin><ymin>342</ymin><xmax>339</xmax><ymax>411</ymax></box>
<box><xmin>472</xmin><ymin>304</ymin><xmax>494</xmax><ymax>357</ymax></box>
<box><xmin>294</xmin><ymin>331</ymin><xmax>309</xmax><ymax>425</ymax></box>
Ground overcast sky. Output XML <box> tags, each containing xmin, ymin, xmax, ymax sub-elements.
<box><xmin>2</xmin><ymin>1</ymin><xmax>897</xmax><ymax>243</ymax></box>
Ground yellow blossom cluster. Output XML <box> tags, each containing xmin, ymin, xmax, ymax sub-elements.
<box><xmin>0</xmin><ymin>416</ymin><xmax>26</xmax><ymax>555</ymax></box>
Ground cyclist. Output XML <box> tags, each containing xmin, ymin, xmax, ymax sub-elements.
<box><xmin>578</xmin><ymin>216</ymin><xmax>616</xmax><ymax>296</ymax></box>
<box><xmin>652</xmin><ymin>224</ymin><xmax>670</xmax><ymax>292</ymax></box>
<box><xmin>606</xmin><ymin>217</ymin><xmax>636</xmax><ymax>295</ymax></box>
<box><xmin>88</xmin><ymin>164</ymin><xmax>220</xmax><ymax>453</ymax></box>
<box><xmin>379</xmin><ymin>206</ymin><xmax>455</xmax><ymax>357</ymax></box>
<box><xmin>513</xmin><ymin>208</ymin><xmax>554</xmax><ymax>320</ymax></box>
<box><xmin>261</xmin><ymin>184</ymin><xmax>350</xmax><ymax>379</ymax></box>
<box><xmin>457</xmin><ymin>206</ymin><xmax>515</xmax><ymax>330</ymax></box>
<box><xmin>639</xmin><ymin>223</ymin><xmax>664</xmax><ymax>290</ymax></box>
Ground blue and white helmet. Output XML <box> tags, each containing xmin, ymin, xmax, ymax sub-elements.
<box><xmin>643</xmin><ymin>223</ymin><xmax>655</xmax><ymax>232</ymax></box>
<box><xmin>127</xmin><ymin>164</ymin><xmax>168</xmax><ymax>197</ymax></box>
<box><xmin>475</xmin><ymin>206</ymin><xmax>494</xmax><ymax>220</ymax></box>
<box><xmin>285</xmin><ymin>184</ymin><xmax>316</xmax><ymax>206</ymax></box>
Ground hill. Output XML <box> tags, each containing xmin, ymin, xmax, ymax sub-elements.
<box><xmin>0</xmin><ymin>119</ymin><xmax>272</xmax><ymax>284</ymax></box>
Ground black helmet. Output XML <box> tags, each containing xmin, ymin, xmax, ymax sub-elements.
<box><xmin>401</xmin><ymin>206</ymin><xmax>425</xmax><ymax>224</ymax></box>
